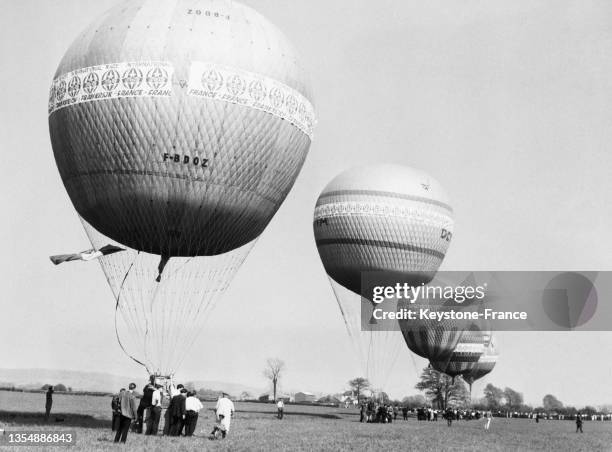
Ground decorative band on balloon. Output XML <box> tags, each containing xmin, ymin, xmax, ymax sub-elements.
<box><xmin>313</xmin><ymin>202</ymin><xmax>454</xmax><ymax>225</ymax></box>
<box><xmin>315</xmin><ymin>238</ymin><xmax>446</xmax><ymax>260</ymax></box>
<box><xmin>187</xmin><ymin>62</ymin><xmax>316</xmax><ymax>140</ymax></box>
<box><xmin>48</xmin><ymin>61</ymin><xmax>174</xmax><ymax>115</ymax></box>
<box><xmin>316</xmin><ymin>189</ymin><xmax>453</xmax><ymax>212</ymax></box>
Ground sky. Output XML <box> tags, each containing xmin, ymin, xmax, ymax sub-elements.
<box><xmin>1</xmin><ymin>0</ymin><xmax>612</xmax><ymax>407</ymax></box>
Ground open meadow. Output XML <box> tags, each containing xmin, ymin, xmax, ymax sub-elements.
<box><xmin>0</xmin><ymin>391</ymin><xmax>610</xmax><ymax>451</ymax></box>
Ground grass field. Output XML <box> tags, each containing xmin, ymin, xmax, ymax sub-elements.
<box><xmin>0</xmin><ymin>391</ymin><xmax>610</xmax><ymax>451</ymax></box>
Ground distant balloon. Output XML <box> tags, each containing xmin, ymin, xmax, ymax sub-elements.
<box><xmin>49</xmin><ymin>0</ymin><xmax>315</xmax><ymax>376</ymax></box>
<box><xmin>400</xmin><ymin>322</ymin><xmax>463</xmax><ymax>364</ymax></box>
<box><xmin>401</xmin><ymin>275</ymin><xmax>489</xmax><ymax>375</ymax></box>
<box><xmin>399</xmin><ymin>279</ymin><xmax>465</xmax><ymax>365</ymax></box>
<box><xmin>462</xmin><ymin>340</ymin><xmax>499</xmax><ymax>392</ymax></box>
<box><xmin>314</xmin><ymin>164</ymin><xmax>454</xmax><ymax>389</ymax></box>
<box><xmin>431</xmin><ymin>324</ymin><xmax>486</xmax><ymax>381</ymax></box>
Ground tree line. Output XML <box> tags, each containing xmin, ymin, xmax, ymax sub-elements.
<box><xmin>346</xmin><ymin>367</ymin><xmax>608</xmax><ymax>416</ymax></box>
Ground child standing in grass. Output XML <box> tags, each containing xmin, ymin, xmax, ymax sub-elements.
<box><xmin>209</xmin><ymin>414</ymin><xmax>228</xmax><ymax>439</ymax></box>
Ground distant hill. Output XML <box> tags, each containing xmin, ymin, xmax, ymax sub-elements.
<box><xmin>0</xmin><ymin>369</ymin><xmax>140</xmax><ymax>393</ymax></box>
<box><xmin>184</xmin><ymin>380</ymin><xmax>265</xmax><ymax>398</ymax></box>
<box><xmin>0</xmin><ymin>369</ymin><xmax>264</xmax><ymax>397</ymax></box>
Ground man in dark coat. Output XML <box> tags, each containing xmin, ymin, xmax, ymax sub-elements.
<box><xmin>145</xmin><ymin>384</ymin><xmax>163</xmax><ymax>436</ymax></box>
<box><xmin>446</xmin><ymin>407</ymin><xmax>454</xmax><ymax>427</ymax></box>
<box><xmin>576</xmin><ymin>413</ymin><xmax>583</xmax><ymax>433</ymax></box>
<box><xmin>44</xmin><ymin>386</ymin><xmax>54</xmax><ymax>421</ymax></box>
<box><xmin>168</xmin><ymin>388</ymin><xmax>187</xmax><ymax>436</ymax></box>
<box><xmin>163</xmin><ymin>384</ymin><xmax>184</xmax><ymax>435</ymax></box>
<box><xmin>114</xmin><ymin>383</ymin><xmax>138</xmax><ymax>443</ymax></box>
<box><xmin>136</xmin><ymin>376</ymin><xmax>156</xmax><ymax>433</ymax></box>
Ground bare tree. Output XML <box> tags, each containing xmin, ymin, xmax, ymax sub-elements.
<box><xmin>263</xmin><ymin>358</ymin><xmax>285</xmax><ymax>402</ymax></box>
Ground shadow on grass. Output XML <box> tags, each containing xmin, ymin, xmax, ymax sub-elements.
<box><xmin>0</xmin><ymin>411</ymin><xmax>111</xmax><ymax>429</ymax></box>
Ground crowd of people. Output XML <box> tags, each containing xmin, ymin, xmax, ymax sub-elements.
<box><xmin>357</xmin><ymin>401</ymin><xmax>592</xmax><ymax>434</ymax></box>
<box><xmin>359</xmin><ymin>401</ymin><xmax>406</xmax><ymax>423</ymax></box>
<box><xmin>358</xmin><ymin>402</ymin><xmax>497</xmax><ymax>430</ymax></box>
<box><xmin>441</xmin><ymin>408</ymin><xmax>493</xmax><ymax>429</ymax></box>
<box><xmin>110</xmin><ymin>376</ymin><xmax>235</xmax><ymax>444</ymax></box>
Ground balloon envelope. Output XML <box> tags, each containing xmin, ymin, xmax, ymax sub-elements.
<box><xmin>398</xmin><ymin>279</ymin><xmax>468</xmax><ymax>364</ymax></box>
<box><xmin>462</xmin><ymin>341</ymin><xmax>498</xmax><ymax>386</ymax></box>
<box><xmin>49</xmin><ymin>0</ymin><xmax>315</xmax><ymax>257</ymax></box>
<box><xmin>431</xmin><ymin>324</ymin><xmax>486</xmax><ymax>378</ymax></box>
<box><xmin>314</xmin><ymin>164</ymin><xmax>454</xmax><ymax>294</ymax></box>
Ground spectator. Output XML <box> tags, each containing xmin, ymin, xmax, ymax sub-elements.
<box><xmin>209</xmin><ymin>414</ymin><xmax>228</xmax><ymax>440</ymax></box>
<box><xmin>163</xmin><ymin>384</ymin><xmax>184</xmax><ymax>435</ymax></box>
<box><xmin>114</xmin><ymin>383</ymin><xmax>138</xmax><ymax>444</ymax></box>
<box><xmin>168</xmin><ymin>388</ymin><xmax>187</xmax><ymax>436</ymax></box>
<box><xmin>446</xmin><ymin>408</ymin><xmax>454</xmax><ymax>427</ymax></box>
<box><xmin>136</xmin><ymin>376</ymin><xmax>156</xmax><ymax>433</ymax></box>
<box><xmin>184</xmin><ymin>391</ymin><xmax>204</xmax><ymax>436</ymax></box>
<box><xmin>45</xmin><ymin>386</ymin><xmax>54</xmax><ymax>421</ymax></box>
<box><xmin>145</xmin><ymin>384</ymin><xmax>163</xmax><ymax>436</ymax></box>
<box><xmin>215</xmin><ymin>393</ymin><xmax>235</xmax><ymax>435</ymax></box>
<box><xmin>111</xmin><ymin>388</ymin><xmax>125</xmax><ymax>431</ymax></box>
<box><xmin>277</xmin><ymin>399</ymin><xmax>285</xmax><ymax>420</ymax></box>
<box><xmin>484</xmin><ymin>410</ymin><xmax>492</xmax><ymax>430</ymax></box>
<box><xmin>576</xmin><ymin>414</ymin><xmax>583</xmax><ymax>433</ymax></box>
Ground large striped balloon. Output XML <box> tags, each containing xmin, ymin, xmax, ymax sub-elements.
<box><xmin>313</xmin><ymin>164</ymin><xmax>454</xmax><ymax>294</ymax></box>
<box><xmin>49</xmin><ymin>0</ymin><xmax>315</xmax><ymax>257</ymax></box>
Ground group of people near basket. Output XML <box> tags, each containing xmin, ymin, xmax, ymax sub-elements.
<box><xmin>111</xmin><ymin>376</ymin><xmax>235</xmax><ymax>443</ymax></box>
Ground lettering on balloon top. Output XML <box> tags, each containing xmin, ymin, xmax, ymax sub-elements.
<box><xmin>186</xmin><ymin>9</ymin><xmax>231</xmax><ymax>20</ymax></box>
<box><xmin>187</xmin><ymin>62</ymin><xmax>316</xmax><ymax>139</ymax></box>
<box><xmin>48</xmin><ymin>61</ymin><xmax>174</xmax><ymax>114</ymax></box>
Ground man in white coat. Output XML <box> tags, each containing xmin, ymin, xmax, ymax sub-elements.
<box><xmin>215</xmin><ymin>393</ymin><xmax>235</xmax><ymax>434</ymax></box>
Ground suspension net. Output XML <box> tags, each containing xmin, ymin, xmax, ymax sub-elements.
<box><xmin>330</xmin><ymin>279</ymin><xmax>404</xmax><ymax>392</ymax></box>
<box><xmin>81</xmin><ymin>218</ymin><xmax>254</xmax><ymax>376</ymax></box>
